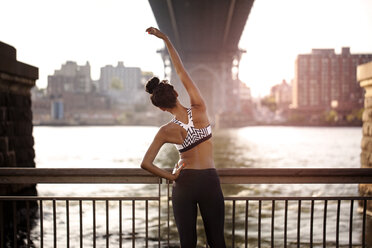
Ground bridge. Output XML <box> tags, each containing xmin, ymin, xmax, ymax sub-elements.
<box><xmin>148</xmin><ymin>0</ymin><xmax>255</xmax><ymax>122</ymax></box>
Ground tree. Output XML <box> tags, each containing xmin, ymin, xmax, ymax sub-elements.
<box><xmin>324</xmin><ymin>110</ymin><xmax>338</xmax><ymax>123</ymax></box>
<box><xmin>260</xmin><ymin>95</ymin><xmax>277</xmax><ymax>112</ymax></box>
<box><xmin>110</xmin><ymin>77</ymin><xmax>123</xmax><ymax>90</ymax></box>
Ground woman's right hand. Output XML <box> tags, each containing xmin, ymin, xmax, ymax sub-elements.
<box><xmin>146</xmin><ymin>27</ymin><xmax>167</xmax><ymax>40</ymax></box>
<box><xmin>171</xmin><ymin>162</ymin><xmax>185</xmax><ymax>181</ymax></box>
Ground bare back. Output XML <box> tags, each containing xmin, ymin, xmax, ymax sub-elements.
<box><xmin>166</xmin><ymin>106</ymin><xmax>214</xmax><ymax>170</ymax></box>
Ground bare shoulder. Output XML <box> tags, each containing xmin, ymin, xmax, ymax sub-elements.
<box><xmin>158</xmin><ymin>122</ymin><xmax>184</xmax><ymax>144</ymax></box>
<box><xmin>159</xmin><ymin>122</ymin><xmax>179</xmax><ymax>133</ymax></box>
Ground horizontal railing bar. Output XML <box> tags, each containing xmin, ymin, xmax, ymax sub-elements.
<box><xmin>2</xmin><ymin>196</ymin><xmax>371</xmax><ymax>201</ymax></box>
<box><xmin>218</xmin><ymin>168</ymin><xmax>372</xmax><ymax>184</ymax></box>
<box><xmin>223</xmin><ymin>196</ymin><xmax>372</xmax><ymax>200</ymax></box>
<box><xmin>0</xmin><ymin>168</ymin><xmax>154</xmax><ymax>177</ymax></box>
<box><xmin>0</xmin><ymin>168</ymin><xmax>372</xmax><ymax>184</ymax></box>
<box><xmin>0</xmin><ymin>196</ymin><xmax>160</xmax><ymax>201</ymax></box>
<box><xmin>0</xmin><ymin>168</ymin><xmax>161</xmax><ymax>184</ymax></box>
<box><xmin>220</xmin><ymin>177</ymin><xmax>372</xmax><ymax>184</ymax></box>
<box><xmin>0</xmin><ymin>177</ymin><xmax>160</xmax><ymax>184</ymax></box>
<box><xmin>219</xmin><ymin>168</ymin><xmax>372</xmax><ymax>176</ymax></box>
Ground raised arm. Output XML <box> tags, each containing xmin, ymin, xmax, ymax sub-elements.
<box><xmin>146</xmin><ymin>27</ymin><xmax>206</xmax><ymax>109</ymax></box>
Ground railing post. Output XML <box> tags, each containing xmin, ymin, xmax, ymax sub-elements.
<box><xmin>349</xmin><ymin>200</ymin><xmax>354</xmax><ymax>247</ymax></box>
<box><xmin>12</xmin><ymin>201</ymin><xmax>17</xmax><ymax>248</ymax></box>
<box><xmin>297</xmin><ymin>200</ymin><xmax>301</xmax><ymax>248</ymax></box>
<box><xmin>284</xmin><ymin>200</ymin><xmax>288</xmax><ymax>248</ymax></box>
<box><xmin>132</xmin><ymin>200</ymin><xmax>135</xmax><ymax>248</ymax></box>
<box><xmin>0</xmin><ymin>201</ymin><xmax>3</xmax><ymax>248</ymax></box>
<box><xmin>167</xmin><ymin>180</ymin><xmax>170</xmax><ymax>247</ymax></box>
<box><xmin>40</xmin><ymin>200</ymin><xmax>43</xmax><ymax>248</ymax></box>
<box><xmin>244</xmin><ymin>200</ymin><xmax>249</xmax><ymax>248</ymax></box>
<box><xmin>232</xmin><ymin>200</ymin><xmax>236</xmax><ymax>248</ymax></box>
<box><xmin>106</xmin><ymin>200</ymin><xmax>110</xmax><ymax>248</ymax></box>
<box><xmin>145</xmin><ymin>200</ymin><xmax>148</xmax><ymax>248</ymax></box>
<box><xmin>92</xmin><ymin>200</ymin><xmax>95</xmax><ymax>248</ymax></box>
<box><xmin>258</xmin><ymin>200</ymin><xmax>261</xmax><ymax>248</ymax></box>
<box><xmin>271</xmin><ymin>200</ymin><xmax>275</xmax><ymax>248</ymax></box>
<box><xmin>119</xmin><ymin>200</ymin><xmax>122</xmax><ymax>248</ymax></box>
<box><xmin>158</xmin><ymin>177</ymin><xmax>161</xmax><ymax>247</ymax></box>
<box><xmin>66</xmin><ymin>200</ymin><xmax>70</xmax><ymax>248</ymax></box>
<box><xmin>362</xmin><ymin>199</ymin><xmax>367</xmax><ymax>247</ymax></box>
<box><xmin>323</xmin><ymin>200</ymin><xmax>327</xmax><ymax>248</ymax></box>
<box><xmin>53</xmin><ymin>199</ymin><xmax>57</xmax><ymax>248</ymax></box>
<box><xmin>26</xmin><ymin>201</ymin><xmax>30</xmax><ymax>248</ymax></box>
<box><xmin>310</xmin><ymin>200</ymin><xmax>314</xmax><ymax>248</ymax></box>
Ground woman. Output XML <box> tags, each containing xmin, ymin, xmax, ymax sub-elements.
<box><xmin>141</xmin><ymin>27</ymin><xmax>226</xmax><ymax>248</ymax></box>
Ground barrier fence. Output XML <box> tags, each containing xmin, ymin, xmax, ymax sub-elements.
<box><xmin>1</xmin><ymin>168</ymin><xmax>372</xmax><ymax>247</ymax></box>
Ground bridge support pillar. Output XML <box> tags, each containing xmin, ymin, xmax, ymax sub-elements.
<box><xmin>358</xmin><ymin>61</ymin><xmax>372</xmax><ymax>215</ymax></box>
<box><xmin>160</xmin><ymin>50</ymin><xmax>243</xmax><ymax>126</ymax></box>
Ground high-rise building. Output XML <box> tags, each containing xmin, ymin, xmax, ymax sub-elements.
<box><xmin>47</xmin><ymin>61</ymin><xmax>92</xmax><ymax>96</ymax></box>
<box><xmin>45</xmin><ymin>61</ymin><xmax>111</xmax><ymax>121</ymax></box>
<box><xmin>38</xmin><ymin>60</ymin><xmax>155</xmax><ymax>124</ymax></box>
<box><xmin>293</xmin><ymin>47</ymin><xmax>372</xmax><ymax>113</ymax></box>
<box><xmin>99</xmin><ymin>62</ymin><xmax>145</xmax><ymax>106</ymax></box>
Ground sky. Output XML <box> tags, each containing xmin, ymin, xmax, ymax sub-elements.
<box><xmin>1</xmin><ymin>0</ymin><xmax>372</xmax><ymax>97</ymax></box>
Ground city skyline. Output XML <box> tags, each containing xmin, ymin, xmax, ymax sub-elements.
<box><xmin>1</xmin><ymin>0</ymin><xmax>372</xmax><ymax>97</ymax></box>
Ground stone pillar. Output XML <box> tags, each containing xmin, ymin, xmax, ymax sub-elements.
<box><xmin>358</xmin><ymin>61</ymin><xmax>372</xmax><ymax>215</ymax></box>
<box><xmin>0</xmin><ymin>41</ymin><xmax>38</xmax><ymax>246</ymax></box>
<box><xmin>0</xmin><ymin>41</ymin><xmax>38</xmax><ymax>168</ymax></box>
<box><xmin>0</xmin><ymin>41</ymin><xmax>38</xmax><ymax>193</ymax></box>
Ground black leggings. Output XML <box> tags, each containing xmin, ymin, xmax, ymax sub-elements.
<box><xmin>172</xmin><ymin>168</ymin><xmax>226</xmax><ymax>248</ymax></box>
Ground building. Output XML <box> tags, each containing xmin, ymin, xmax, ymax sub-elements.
<box><xmin>48</xmin><ymin>61</ymin><xmax>92</xmax><ymax>96</ymax></box>
<box><xmin>271</xmin><ymin>80</ymin><xmax>292</xmax><ymax>110</ymax></box>
<box><xmin>293</xmin><ymin>47</ymin><xmax>372</xmax><ymax>113</ymax></box>
<box><xmin>43</xmin><ymin>61</ymin><xmax>111</xmax><ymax>123</ymax></box>
<box><xmin>239</xmin><ymin>81</ymin><xmax>253</xmax><ymax>113</ymax></box>
<box><xmin>31</xmin><ymin>87</ymin><xmax>51</xmax><ymax>124</ymax></box>
<box><xmin>32</xmin><ymin>61</ymin><xmax>157</xmax><ymax>125</ymax></box>
<box><xmin>98</xmin><ymin>62</ymin><xmax>146</xmax><ymax>107</ymax></box>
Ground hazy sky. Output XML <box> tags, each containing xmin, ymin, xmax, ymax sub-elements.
<box><xmin>1</xmin><ymin>0</ymin><xmax>372</xmax><ymax>97</ymax></box>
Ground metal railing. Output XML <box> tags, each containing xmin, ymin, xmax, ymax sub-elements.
<box><xmin>1</xmin><ymin>168</ymin><xmax>372</xmax><ymax>248</ymax></box>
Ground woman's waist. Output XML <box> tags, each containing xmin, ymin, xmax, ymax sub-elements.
<box><xmin>177</xmin><ymin>158</ymin><xmax>214</xmax><ymax>170</ymax></box>
<box><xmin>175</xmin><ymin>167</ymin><xmax>220</xmax><ymax>185</ymax></box>
<box><xmin>181</xmin><ymin>167</ymin><xmax>217</xmax><ymax>174</ymax></box>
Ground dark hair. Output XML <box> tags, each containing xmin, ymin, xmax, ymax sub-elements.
<box><xmin>145</xmin><ymin>77</ymin><xmax>177</xmax><ymax>108</ymax></box>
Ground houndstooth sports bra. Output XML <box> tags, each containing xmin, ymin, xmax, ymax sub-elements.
<box><xmin>171</xmin><ymin>108</ymin><xmax>212</xmax><ymax>153</ymax></box>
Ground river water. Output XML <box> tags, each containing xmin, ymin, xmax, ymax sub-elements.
<box><xmin>30</xmin><ymin>126</ymin><xmax>370</xmax><ymax>247</ymax></box>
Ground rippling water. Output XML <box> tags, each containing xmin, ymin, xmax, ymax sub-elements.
<box><xmin>30</xmin><ymin>126</ymin><xmax>370</xmax><ymax>247</ymax></box>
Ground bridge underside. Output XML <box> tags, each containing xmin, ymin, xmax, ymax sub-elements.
<box><xmin>149</xmin><ymin>0</ymin><xmax>254</xmax><ymax>55</ymax></box>
<box><xmin>149</xmin><ymin>0</ymin><xmax>255</xmax><ymax>123</ymax></box>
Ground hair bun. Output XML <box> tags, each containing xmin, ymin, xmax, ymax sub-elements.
<box><xmin>145</xmin><ymin>77</ymin><xmax>160</xmax><ymax>94</ymax></box>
